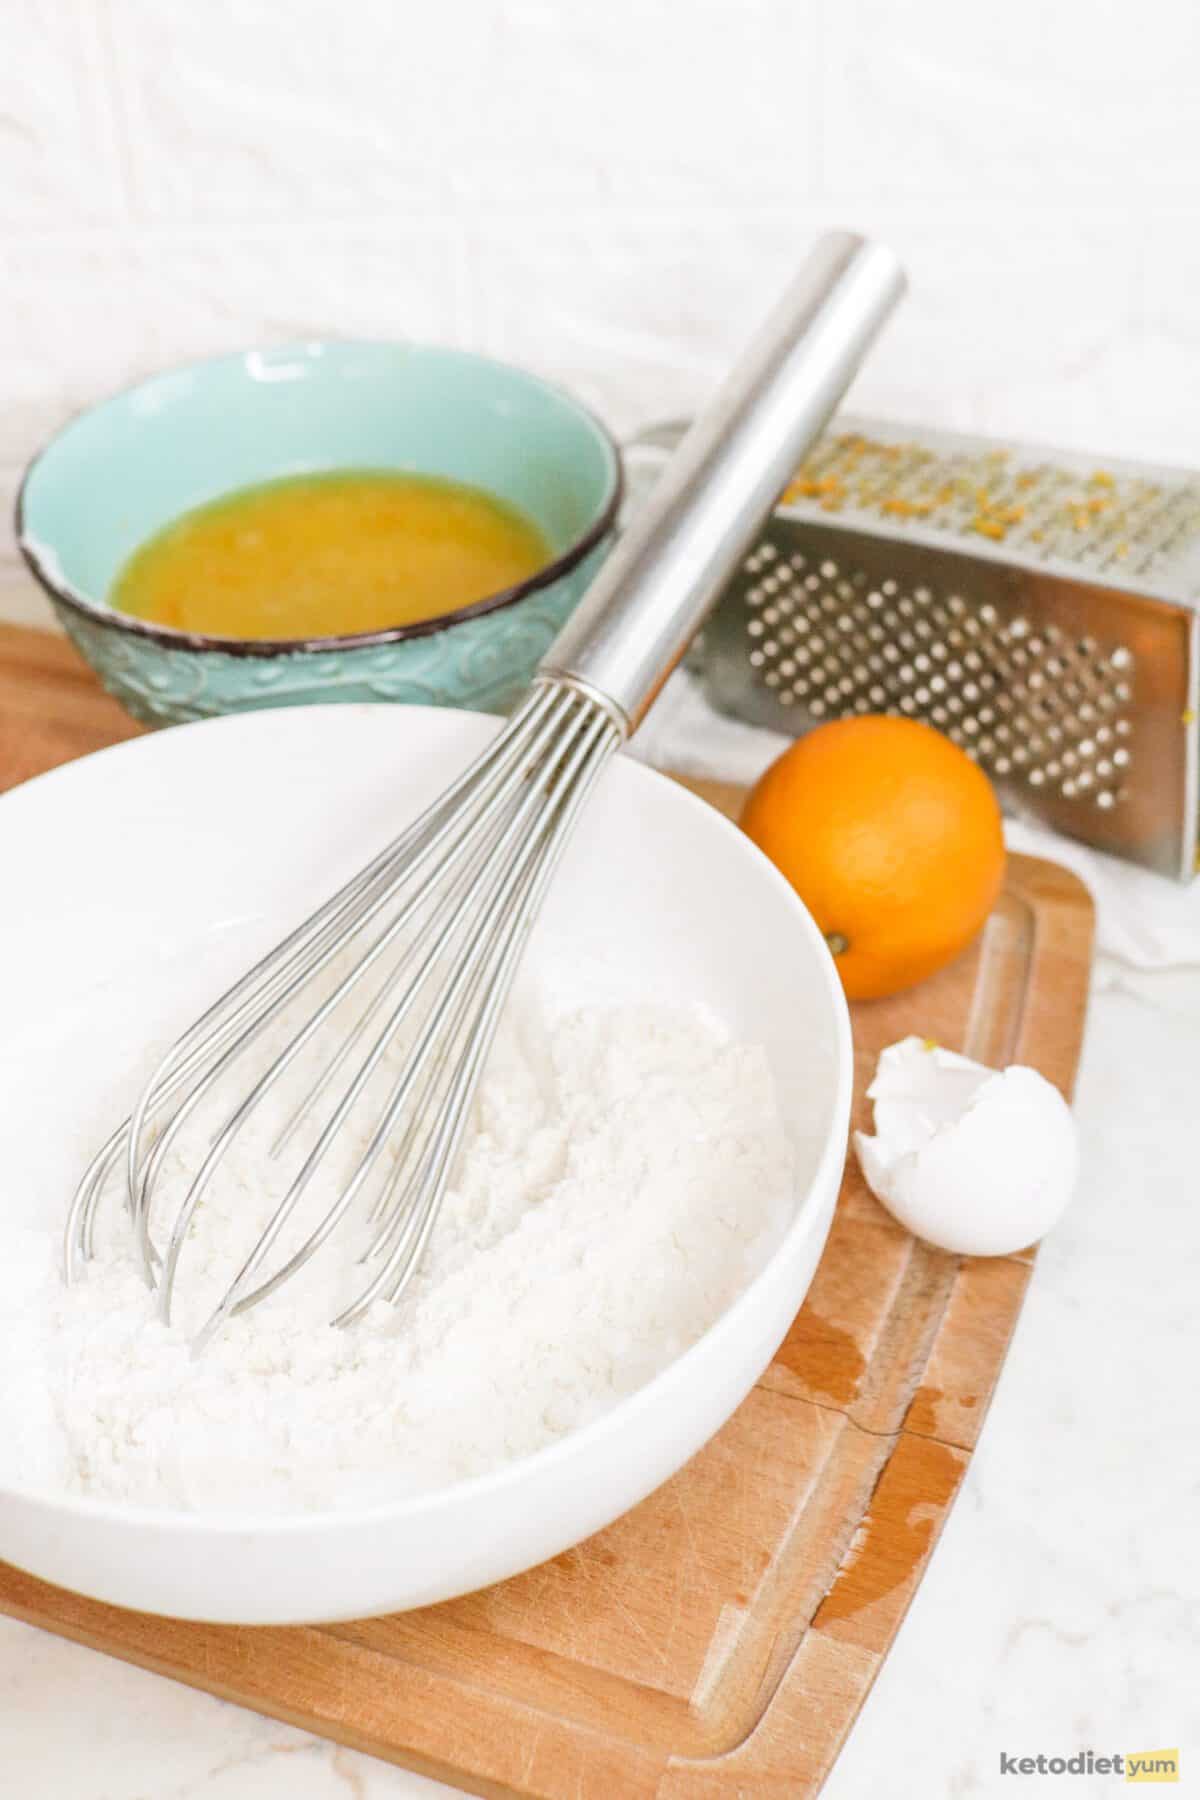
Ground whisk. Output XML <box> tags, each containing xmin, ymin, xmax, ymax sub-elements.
<box><xmin>64</xmin><ymin>232</ymin><xmax>904</xmax><ymax>1348</ymax></box>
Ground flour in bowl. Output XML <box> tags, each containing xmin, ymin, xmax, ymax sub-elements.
<box><xmin>0</xmin><ymin>998</ymin><xmax>795</xmax><ymax>1513</ymax></box>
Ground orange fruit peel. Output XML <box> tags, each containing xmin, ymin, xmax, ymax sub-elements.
<box><xmin>740</xmin><ymin>717</ymin><xmax>1006</xmax><ymax>1001</ymax></box>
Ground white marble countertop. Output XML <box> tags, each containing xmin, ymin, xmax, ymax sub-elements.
<box><xmin>5</xmin><ymin>741</ymin><xmax>1199</xmax><ymax>1796</ymax></box>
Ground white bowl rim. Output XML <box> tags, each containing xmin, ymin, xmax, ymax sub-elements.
<box><xmin>0</xmin><ymin>705</ymin><xmax>853</xmax><ymax>1537</ymax></box>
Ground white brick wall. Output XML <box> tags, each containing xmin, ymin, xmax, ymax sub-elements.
<box><xmin>3</xmin><ymin>0</ymin><xmax>1196</xmax><ymax>626</ymax></box>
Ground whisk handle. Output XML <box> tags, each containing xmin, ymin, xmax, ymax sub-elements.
<box><xmin>537</xmin><ymin>231</ymin><xmax>905</xmax><ymax>733</ymax></box>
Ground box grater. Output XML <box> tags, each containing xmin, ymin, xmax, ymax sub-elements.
<box><xmin>628</xmin><ymin>417</ymin><xmax>1200</xmax><ymax>878</ymax></box>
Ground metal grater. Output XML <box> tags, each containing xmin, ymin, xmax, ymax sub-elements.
<box><xmin>628</xmin><ymin>417</ymin><xmax>1200</xmax><ymax>879</ymax></box>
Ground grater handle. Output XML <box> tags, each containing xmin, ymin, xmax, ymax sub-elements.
<box><xmin>538</xmin><ymin>231</ymin><xmax>905</xmax><ymax>733</ymax></box>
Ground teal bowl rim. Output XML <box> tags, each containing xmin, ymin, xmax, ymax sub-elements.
<box><xmin>14</xmin><ymin>340</ymin><xmax>623</xmax><ymax>661</ymax></box>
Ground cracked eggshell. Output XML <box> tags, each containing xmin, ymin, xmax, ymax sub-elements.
<box><xmin>853</xmin><ymin>1035</ymin><xmax>1078</xmax><ymax>1256</ymax></box>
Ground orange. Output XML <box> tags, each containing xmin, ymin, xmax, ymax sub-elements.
<box><xmin>741</xmin><ymin>716</ymin><xmax>1005</xmax><ymax>1000</ymax></box>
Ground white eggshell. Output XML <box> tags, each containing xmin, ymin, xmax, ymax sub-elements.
<box><xmin>853</xmin><ymin>1035</ymin><xmax>1078</xmax><ymax>1255</ymax></box>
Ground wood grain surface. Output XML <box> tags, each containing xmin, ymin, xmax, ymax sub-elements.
<box><xmin>0</xmin><ymin>625</ymin><xmax>1096</xmax><ymax>1798</ymax></box>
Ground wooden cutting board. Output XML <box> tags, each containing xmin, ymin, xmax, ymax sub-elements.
<box><xmin>0</xmin><ymin>624</ymin><xmax>1095</xmax><ymax>1798</ymax></box>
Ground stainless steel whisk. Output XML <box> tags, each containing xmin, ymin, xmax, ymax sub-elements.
<box><xmin>64</xmin><ymin>232</ymin><xmax>904</xmax><ymax>1347</ymax></box>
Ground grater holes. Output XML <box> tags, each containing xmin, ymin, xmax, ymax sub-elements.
<box><xmin>738</xmin><ymin>558</ymin><xmax>1137</xmax><ymax>814</ymax></box>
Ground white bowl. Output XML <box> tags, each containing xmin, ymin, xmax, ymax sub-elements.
<box><xmin>0</xmin><ymin>704</ymin><xmax>851</xmax><ymax>1624</ymax></box>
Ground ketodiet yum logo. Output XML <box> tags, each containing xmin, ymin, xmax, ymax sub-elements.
<box><xmin>999</xmin><ymin>1748</ymin><xmax>1179</xmax><ymax>1782</ymax></box>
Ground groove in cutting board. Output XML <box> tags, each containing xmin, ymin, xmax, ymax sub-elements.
<box><xmin>0</xmin><ymin>626</ymin><xmax>1095</xmax><ymax>1798</ymax></box>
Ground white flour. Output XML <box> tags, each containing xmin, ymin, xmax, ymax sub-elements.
<box><xmin>0</xmin><ymin>997</ymin><xmax>794</xmax><ymax>1514</ymax></box>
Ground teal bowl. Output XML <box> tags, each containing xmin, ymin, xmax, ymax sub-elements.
<box><xmin>15</xmin><ymin>342</ymin><xmax>621</xmax><ymax>726</ymax></box>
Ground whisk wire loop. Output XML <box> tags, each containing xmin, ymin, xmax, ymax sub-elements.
<box><xmin>66</xmin><ymin>679</ymin><xmax>622</xmax><ymax>1345</ymax></box>
<box><xmin>190</xmin><ymin>694</ymin><xmax>618</xmax><ymax>1345</ymax></box>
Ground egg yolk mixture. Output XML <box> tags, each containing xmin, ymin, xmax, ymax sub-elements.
<box><xmin>109</xmin><ymin>470</ymin><xmax>552</xmax><ymax>641</ymax></box>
